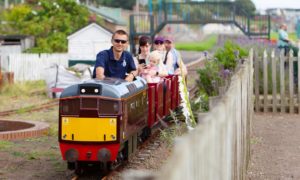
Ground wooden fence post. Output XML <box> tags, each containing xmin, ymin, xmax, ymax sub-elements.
<box><xmin>289</xmin><ymin>50</ymin><xmax>294</xmax><ymax>113</ymax></box>
<box><xmin>298</xmin><ymin>51</ymin><xmax>300</xmax><ymax>113</ymax></box>
<box><xmin>263</xmin><ymin>50</ymin><xmax>268</xmax><ymax>112</ymax></box>
<box><xmin>271</xmin><ymin>50</ymin><xmax>277</xmax><ymax>112</ymax></box>
<box><xmin>254</xmin><ymin>50</ymin><xmax>260</xmax><ymax>112</ymax></box>
<box><xmin>280</xmin><ymin>50</ymin><xmax>286</xmax><ymax>113</ymax></box>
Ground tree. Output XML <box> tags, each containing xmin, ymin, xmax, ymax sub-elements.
<box><xmin>0</xmin><ymin>0</ymin><xmax>93</xmax><ymax>53</ymax></box>
<box><xmin>95</xmin><ymin>0</ymin><xmax>136</xmax><ymax>10</ymax></box>
<box><xmin>235</xmin><ymin>0</ymin><xmax>256</xmax><ymax>16</ymax></box>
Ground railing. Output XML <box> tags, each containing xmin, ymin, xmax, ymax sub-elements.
<box><xmin>254</xmin><ymin>49</ymin><xmax>300</xmax><ymax>113</ymax></box>
<box><xmin>154</xmin><ymin>49</ymin><xmax>254</xmax><ymax>179</ymax></box>
<box><xmin>129</xmin><ymin>1</ymin><xmax>271</xmax><ymax>52</ymax></box>
<box><xmin>164</xmin><ymin>2</ymin><xmax>234</xmax><ymax>24</ymax></box>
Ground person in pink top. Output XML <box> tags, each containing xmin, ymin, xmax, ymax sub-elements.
<box><xmin>140</xmin><ymin>50</ymin><xmax>168</xmax><ymax>83</ymax></box>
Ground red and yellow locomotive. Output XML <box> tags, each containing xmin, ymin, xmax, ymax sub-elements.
<box><xmin>58</xmin><ymin>75</ymin><xmax>180</xmax><ymax>173</ymax></box>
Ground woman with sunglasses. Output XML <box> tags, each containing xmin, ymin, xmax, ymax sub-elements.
<box><xmin>92</xmin><ymin>29</ymin><xmax>137</xmax><ymax>82</ymax></box>
<box><xmin>153</xmin><ymin>36</ymin><xmax>174</xmax><ymax>75</ymax></box>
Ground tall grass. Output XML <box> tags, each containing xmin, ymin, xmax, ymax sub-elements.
<box><xmin>175</xmin><ymin>35</ymin><xmax>217</xmax><ymax>51</ymax></box>
<box><xmin>0</xmin><ymin>80</ymin><xmax>47</xmax><ymax>97</ymax></box>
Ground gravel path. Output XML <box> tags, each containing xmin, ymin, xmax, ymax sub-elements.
<box><xmin>247</xmin><ymin>113</ymin><xmax>300</xmax><ymax>180</ymax></box>
<box><xmin>180</xmin><ymin>50</ymin><xmax>205</xmax><ymax>64</ymax></box>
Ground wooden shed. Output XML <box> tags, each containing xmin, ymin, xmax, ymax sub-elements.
<box><xmin>67</xmin><ymin>23</ymin><xmax>112</xmax><ymax>66</ymax></box>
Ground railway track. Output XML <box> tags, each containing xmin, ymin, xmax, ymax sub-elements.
<box><xmin>0</xmin><ymin>99</ymin><xmax>58</xmax><ymax>117</ymax></box>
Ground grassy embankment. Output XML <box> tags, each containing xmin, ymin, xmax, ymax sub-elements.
<box><xmin>175</xmin><ymin>35</ymin><xmax>217</xmax><ymax>51</ymax></box>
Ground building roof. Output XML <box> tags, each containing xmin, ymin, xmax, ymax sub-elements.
<box><xmin>67</xmin><ymin>23</ymin><xmax>112</xmax><ymax>40</ymax></box>
<box><xmin>86</xmin><ymin>5</ymin><xmax>127</xmax><ymax>26</ymax></box>
<box><xmin>0</xmin><ymin>35</ymin><xmax>33</xmax><ymax>40</ymax></box>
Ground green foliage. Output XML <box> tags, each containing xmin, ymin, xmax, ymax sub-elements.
<box><xmin>197</xmin><ymin>60</ymin><xmax>222</xmax><ymax>96</ymax></box>
<box><xmin>175</xmin><ymin>35</ymin><xmax>217</xmax><ymax>51</ymax></box>
<box><xmin>191</xmin><ymin>92</ymin><xmax>209</xmax><ymax>114</ymax></box>
<box><xmin>214</xmin><ymin>40</ymin><xmax>248</xmax><ymax>70</ymax></box>
<box><xmin>235</xmin><ymin>0</ymin><xmax>256</xmax><ymax>16</ymax></box>
<box><xmin>95</xmin><ymin>0</ymin><xmax>136</xmax><ymax>10</ymax></box>
<box><xmin>195</xmin><ymin>41</ymin><xmax>248</xmax><ymax>113</ymax></box>
<box><xmin>0</xmin><ymin>0</ymin><xmax>91</xmax><ymax>53</ymax></box>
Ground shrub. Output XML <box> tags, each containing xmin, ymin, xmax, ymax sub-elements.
<box><xmin>194</xmin><ymin>40</ymin><xmax>247</xmax><ymax>114</ymax></box>
<box><xmin>214</xmin><ymin>40</ymin><xmax>248</xmax><ymax>70</ymax></box>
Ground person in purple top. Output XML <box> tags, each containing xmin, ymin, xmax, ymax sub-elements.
<box><xmin>93</xmin><ymin>30</ymin><xmax>137</xmax><ymax>82</ymax></box>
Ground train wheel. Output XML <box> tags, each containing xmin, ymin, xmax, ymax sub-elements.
<box><xmin>74</xmin><ymin>162</ymin><xmax>84</xmax><ymax>176</ymax></box>
<box><xmin>67</xmin><ymin>162</ymin><xmax>75</xmax><ymax>170</ymax></box>
<box><xmin>141</xmin><ymin>127</ymin><xmax>151</xmax><ymax>141</ymax></box>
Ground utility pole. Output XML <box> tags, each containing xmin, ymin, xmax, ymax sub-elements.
<box><xmin>136</xmin><ymin>0</ymin><xmax>139</xmax><ymax>14</ymax></box>
<box><xmin>4</xmin><ymin>0</ymin><xmax>9</xmax><ymax>9</ymax></box>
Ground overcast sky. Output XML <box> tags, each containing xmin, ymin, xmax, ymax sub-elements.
<box><xmin>252</xmin><ymin>0</ymin><xmax>300</xmax><ymax>10</ymax></box>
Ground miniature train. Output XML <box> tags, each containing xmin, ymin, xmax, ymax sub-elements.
<box><xmin>58</xmin><ymin>75</ymin><xmax>180</xmax><ymax>173</ymax></box>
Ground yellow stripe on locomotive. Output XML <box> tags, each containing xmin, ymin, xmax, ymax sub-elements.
<box><xmin>61</xmin><ymin>117</ymin><xmax>117</xmax><ymax>142</ymax></box>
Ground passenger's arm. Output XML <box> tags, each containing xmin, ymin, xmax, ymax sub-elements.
<box><xmin>175</xmin><ymin>60</ymin><xmax>188</xmax><ymax>76</ymax></box>
<box><xmin>125</xmin><ymin>70</ymin><xmax>138</xmax><ymax>82</ymax></box>
<box><xmin>95</xmin><ymin>66</ymin><xmax>105</xmax><ymax>80</ymax></box>
<box><xmin>166</xmin><ymin>52</ymin><xmax>174</xmax><ymax>74</ymax></box>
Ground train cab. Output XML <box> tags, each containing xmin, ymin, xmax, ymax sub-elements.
<box><xmin>58</xmin><ymin>77</ymin><xmax>148</xmax><ymax>166</ymax></box>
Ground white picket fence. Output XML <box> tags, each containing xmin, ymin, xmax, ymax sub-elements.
<box><xmin>155</xmin><ymin>50</ymin><xmax>253</xmax><ymax>180</ymax></box>
<box><xmin>0</xmin><ymin>53</ymin><xmax>69</xmax><ymax>81</ymax></box>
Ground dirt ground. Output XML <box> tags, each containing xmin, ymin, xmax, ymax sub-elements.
<box><xmin>247</xmin><ymin>113</ymin><xmax>300</xmax><ymax>180</ymax></box>
<box><xmin>0</xmin><ymin>94</ymin><xmax>173</xmax><ymax>180</ymax></box>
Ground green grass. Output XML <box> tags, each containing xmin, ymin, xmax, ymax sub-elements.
<box><xmin>175</xmin><ymin>35</ymin><xmax>217</xmax><ymax>51</ymax></box>
<box><xmin>270</xmin><ymin>31</ymin><xmax>297</xmax><ymax>41</ymax></box>
<box><xmin>0</xmin><ymin>80</ymin><xmax>47</xmax><ymax>97</ymax></box>
<box><xmin>0</xmin><ymin>141</ymin><xmax>14</xmax><ymax>150</ymax></box>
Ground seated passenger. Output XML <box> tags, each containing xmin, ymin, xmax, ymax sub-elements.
<box><xmin>153</xmin><ymin>36</ymin><xmax>174</xmax><ymax>75</ymax></box>
<box><xmin>134</xmin><ymin>36</ymin><xmax>152</xmax><ymax>75</ymax></box>
<box><xmin>140</xmin><ymin>50</ymin><xmax>168</xmax><ymax>83</ymax></box>
<box><xmin>92</xmin><ymin>29</ymin><xmax>137</xmax><ymax>82</ymax></box>
<box><xmin>164</xmin><ymin>36</ymin><xmax>188</xmax><ymax>76</ymax></box>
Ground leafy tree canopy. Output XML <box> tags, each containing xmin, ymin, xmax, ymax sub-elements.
<box><xmin>95</xmin><ymin>0</ymin><xmax>136</xmax><ymax>10</ymax></box>
<box><xmin>235</xmin><ymin>0</ymin><xmax>256</xmax><ymax>16</ymax></box>
<box><xmin>0</xmin><ymin>0</ymin><xmax>100</xmax><ymax>53</ymax></box>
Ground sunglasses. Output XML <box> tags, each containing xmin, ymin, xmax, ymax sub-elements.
<box><xmin>114</xmin><ymin>39</ymin><xmax>127</xmax><ymax>44</ymax></box>
<box><xmin>154</xmin><ymin>40</ymin><xmax>164</xmax><ymax>45</ymax></box>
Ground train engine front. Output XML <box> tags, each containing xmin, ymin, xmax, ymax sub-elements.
<box><xmin>58</xmin><ymin>77</ymin><xmax>148</xmax><ymax>172</ymax></box>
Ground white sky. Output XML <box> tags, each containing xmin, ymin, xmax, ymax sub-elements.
<box><xmin>252</xmin><ymin>0</ymin><xmax>300</xmax><ymax>10</ymax></box>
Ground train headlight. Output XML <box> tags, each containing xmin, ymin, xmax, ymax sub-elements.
<box><xmin>79</xmin><ymin>84</ymin><xmax>102</xmax><ymax>95</ymax></box>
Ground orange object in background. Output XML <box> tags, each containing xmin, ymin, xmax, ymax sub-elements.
<box><xmin>0</xmin><ymin>72</ymin><xmax>14</xmax><ymax>89</ymax></box>
<box><xmin>6</xmin><ymin>72</ymin><xmax>14</xmax><ymax>85</ymax></box>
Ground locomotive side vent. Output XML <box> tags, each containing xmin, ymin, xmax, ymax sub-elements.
<box><xmin>126</xmin><ymin>84</ymin><xmax>137</xmax><ymax>93</ymax></box>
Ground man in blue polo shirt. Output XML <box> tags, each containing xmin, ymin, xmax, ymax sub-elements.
<box><xmin>93</xmin><ymin>29</ymin><xmax>137</xmax><ymax>82</ymax></box>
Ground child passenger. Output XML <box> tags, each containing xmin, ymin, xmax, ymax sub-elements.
<box><xmin>140</xmin><ymin>50</ymin><xmax>168</xmax><ymax>83</ymax></box>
